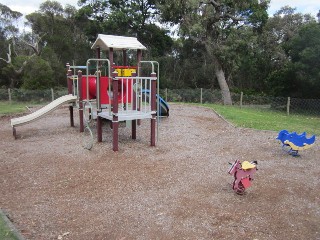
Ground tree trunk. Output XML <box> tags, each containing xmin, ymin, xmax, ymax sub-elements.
<box><xmin>212</xmin><ymin>55</ymin><xmax>232</xmax><ymax>105</ymax></box>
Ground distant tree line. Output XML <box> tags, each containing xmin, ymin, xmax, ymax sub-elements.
<box><xmin>0</xmin><ymin>0</ymin><xmax>319</xmax><ymax>104</ymax></box>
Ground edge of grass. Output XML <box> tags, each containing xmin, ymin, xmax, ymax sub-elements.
<box><xmin>202</xmin><ymin>103</ymin><xmax>319</xmax><ymax>136</ymax></box>
<box><xmin>0</xmin><ymin>102</ymin><xmax>47</xmax><ymax>116</ymax></box>
<box><xmin>0</xmin><ymin>210</ymin><xmax>24</xmax><ymax>240</ymax></box>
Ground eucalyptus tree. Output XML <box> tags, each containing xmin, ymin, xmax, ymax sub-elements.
<box><xmin>0</xmin><ymin>3</ymin><xmax>22</xmax><ymax>38</ymax></box>
<box><xmin>25</xmin><ymin>1</ymin><xmax>92</xmax><ymax>86</ymax></box>
<box><xmin>283</xmin><ymin>22</ymin><xmax>320</xmax><ymax>98</ymax></box>
<box><xmin>78</xmin><ymin>0</ymin><xmax>157</xmax><ymax>36</ymax></box>
<box><xmin>0</xmin><ymin>3</ymin><xmax>22</xmax><ymax>78</ymax></box>
<box><xmin>0</xmin><ymin>4</ymin><xmax>25</xmax><ymax>87</ymax></box>
<box><xmin>259</xmin><ymin>6</ymin><xmax>316</xmax><ymax>96</ymax></box>
<box><xmin>26</xmin><ymin>1</ymin><xmax>90</xmax><ymax>63</ymax></box>
<box><xmin>157</xmin><ymin>0</ymin><xmax>269</xmax><ymax>104</ymax></box>
<box><xmin>78</xmin><ymin>0</ymin><xmax>173</xmax><ymax>58</ymax></box>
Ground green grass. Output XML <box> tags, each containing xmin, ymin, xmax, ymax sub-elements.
<box><xmin>0</xmin><ymin>102</ymin><xmax>27</xmax><ymax>115</ymax></box>
<box><xmin>0</xmin><ymin>213</ymin><xmax>20</xmax><ymax>240</ymax></box>
<box><xmin>0</xmin><ymin>102</ymin><xmax>43</xmax><ymax>115</ymax></box>
<box><xmin>203</xmin><ymin>103</ymin><xmax>320</xmax><ymax>136</ymax></box>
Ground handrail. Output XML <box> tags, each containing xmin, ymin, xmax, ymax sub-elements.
<box><xmin>138</xmin><ymin>61</ymin><xmax>160</xmax><ymax>142</ymax></box>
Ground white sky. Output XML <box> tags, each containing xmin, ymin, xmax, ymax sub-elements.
<box><xmin>268</xmin><ymin>0</ymin><xmax>320</xmax><ymax>16</ymax></box>
<box><xmin>0</xmin><ymin>0</ymin><xmax>319</xmax><ymax>19</ymax></box>
<box><xmin>0</xmin><ymin>0</ymin><xmax>79</xmax><ymax>15</ymax></box>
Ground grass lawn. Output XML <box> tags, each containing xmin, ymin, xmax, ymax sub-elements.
<box><xmin>0</xmin><ymin>102</ymin><xmax>28</xmax><ymax>115</ymax></box>
<box><xmin>0</xmin><ymin>102</ymin><xmax>44</xmax><ymax>116</ymax></box>
<box><xmin>0</xmin><ymin>211</ymin><xmax>20</xmax><ymax>240</ymax></box>
<box><xmin>203</xmin><ymin>103</ymin><xmax>320</xmax><ymax>136</ymax></box>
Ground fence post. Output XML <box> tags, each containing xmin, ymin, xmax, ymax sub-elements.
<box><xmin>8</xmin><ymin>88</ymin><xmax>12</xmax><ymax>103</ymax></box>
<box><xmin>51</xmin><ymin>88</ymin><xmax>54</xmax><ymax>101</ymax></box>
<box><xmin>200</xmin><ymin>88</ymin><xmax>203</xmax><ymax>104</ymax></box>
<box><xmin>240</xmin><ymin>92</ymin><xmax>243</xmax><ymax>108</ymax></box>
<box><xmin>287</xmin><ymin>97</ymin><xmax>290</xmax><ymax>116</ymax></box>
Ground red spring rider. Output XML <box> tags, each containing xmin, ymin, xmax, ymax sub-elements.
<box><xmin>228</xmin><ymin>160</ymin><xmax>258</xmax><ymax>195</ymax></box>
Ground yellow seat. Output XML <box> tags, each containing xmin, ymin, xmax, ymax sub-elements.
<box><xmin>241</xmin><ymin>161</ymin><xmax>256</xmax><ymax>170</ymax></box>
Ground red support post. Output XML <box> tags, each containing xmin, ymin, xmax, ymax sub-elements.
<box><xmin>70</xmin><ymin>106</ymin><xmax>74</xmax><ymax>127</ymax></box>
<box><xmin>112</xmin><ymin>71</ymin><xmax>119</xmax><ymax>151</ymax></box>
<box><xmin>78</xmin><ymin>70</ymin><xmax>84</xmax><ymax>132</ymax></box>
<box><xmin>97</xmin><ymin>116</ymin><xmax>102</xmax><ymax>142</ymax></box>
<box><xmin>96</xmin><ymin>47</ymin><xmax>101</xmax><ymax>59</ymax></box>
<box><xmin>109</xmin><ymin>48</ymin><xmax>114</xmax><ymax>73</ymax></box>
<box><xmin>13</xmin><ymin>127</ymin><xmax>16</xmax><ymax>139</ymax></box>
<box><xmin>150</xmin><ymin>72</ymin><xmax>157</xmax><ymax>146</ymax></box>
<box><xmin>131</xmin><ymin>72</ymin><xmax>137</xmax><ymax>139</ymax></box>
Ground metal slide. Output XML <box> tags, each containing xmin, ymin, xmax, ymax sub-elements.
<box><xmin>11</xmin><ymin>94</ymin><xmax>77</xmax><ymax>127</ymax></box>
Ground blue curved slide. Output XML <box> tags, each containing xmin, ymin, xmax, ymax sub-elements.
<box><xmin>142</xmin><ymin>89</ymin><xmax>169</xmax><ymax>117</ymax></box>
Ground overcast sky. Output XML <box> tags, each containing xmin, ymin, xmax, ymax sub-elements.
<box><xmin>1</xmin><ymin>0</ymin><xmax>320</xmax><ymax>18</ymax></box>
<box><xmin>1</xmin><ymin>0</ymin><xmax>79</xmax><ymax>15</ymax></box>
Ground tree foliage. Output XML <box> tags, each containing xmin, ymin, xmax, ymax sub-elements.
<box><xmin>78</xmin><ymin>0</ymin><xmax>172</xmax><ymax>57</ymax></box>
<box><xmin>0</xmin><ymin>3</ymin><xmax>23</xmax><ymax>87</ymax></box>
<box><xmin>0</xmin><ymin>3</ymin><xmax>22</xmax><ymax>37</ymax></box>
<box><xmin>26</xmin><ymin>1</ymin><xmax>92</xmax><ymax>67</ymax></box>
<box><xmin>22</xmin><ymin>56</ymin><xmax>54</xmax><ymax>90</ymax></box>
<box><xmin>0</xmin><ymin>1</ymin><xmax>319</xmax><ymax>100</ymax></box>
<box><xmin>284</xmin><ymin>23</ymin><xmax>320</xmax><ymax>98</ymax></box>
<box><xmin>260</xmin><ymin>7</ymin><xmax>317</xmax><ymax>97</ymax></box>
<box><xmin>157</xmin><ymin>0</ymin><xmax>270</xmax><ymax>104</ymax></box>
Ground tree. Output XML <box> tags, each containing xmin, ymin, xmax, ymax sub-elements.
<box><xmin>21</xmin><ymin>56</ymin><xmax>54</xmax><ymax>90</ymax></box>
<box><xmin>0</xmin><ymin>2</ymin><xmax>92</xmax><ymax>89</ymax></box>
<box><xmin>284</xmin><ymin>22</ymin><xmax>320</xmax><ymax>98</ymax></box>
<box><xmin>0</xmin><ymin>4</ymin><xmax>45</xmax><ymax>88</ymax></box>
<box><xmin>139</xmin><ymin>24</ymin><xmax>173</xmax><ymax>58</ymax></box>
<box><xmin>0</xmin><ymin>34</ymin><xmax>46</xmax><ymax>88</ymax></box>
<box><xmin>223</xmin><ymin>26</ymin><xmax>263</xmax><ymax>93</ymax></box>
<box><xmin>78</xmin><ymin>0</ymin><xmax>157</xmax><ymax>35</ymax></box>
<box><xmin>0</xmin><ymin>3</ymin><xmax>23</xmax><ymax>87</ymax></box>
<box><xmin>260</xmin><ymin>6</ymin><xmax>316</xmax><ymax>96</ymax></box>
<box><xmin>157</xmin><ymin>0</ymin><xmax>269</xmax><ymax>104</ymax></box>
<box><xmin>0</xmin><ymin>3</ymin><xmax>22</xmax><ymax>38</ymax></box>
<box><xmin>26</xmin><ymin>0</ymin><xmax>92</xmax><ymax>63</ymax></box>
<box><xmin>25</xmin><ymin>1</ymin><xmax>92</xmax><ymax>87</ymax></box>
<box><xmin>78</xmin><ymin>0</ymin><xmax>173</xmax><ymax>58</ymax></box>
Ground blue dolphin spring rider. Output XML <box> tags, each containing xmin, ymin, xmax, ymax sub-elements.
<box><xmin>276</xmin><ymin>130</ymin><xmax>316</xmax><ymax>156</ymax></box>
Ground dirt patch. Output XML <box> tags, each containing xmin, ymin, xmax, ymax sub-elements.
<box><xmin>0</xmin><ymin>104</ymin><xmax>319</xmax><ymax>240</ymax></box>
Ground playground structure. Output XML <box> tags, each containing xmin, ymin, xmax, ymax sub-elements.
<box><xmin>228</xmin><ymin>160</ymin><xmax>258</xmax><ymax>195</ymax></box>
<box><xmin>11</xmin><ymin>34</ymin><xmax>169</xmax><ymax>151</ymax></box>
<box><xmin>66</xmin><ymin>34</ymin><xmax>169</xmax><ymax>151</ymax></box>
<box><xmin>276</xmin><ymin>130</ymin><xmax>316</xmax><ymax>156</ymax></box>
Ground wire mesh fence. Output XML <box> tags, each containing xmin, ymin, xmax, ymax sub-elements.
<box><xmin>0</xmin><ymin>88</ymin><xmax>68</xmax><ymax>103</ymax></box>
<box><xmin>1</xmin><ymin>88</ymin><xmax>319</xmax><ymax>116</ymax></box>
<box><xmin>159</xmin><ymin>88</ymin><xmax>320</xmax><ymax>116</ymax></box>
